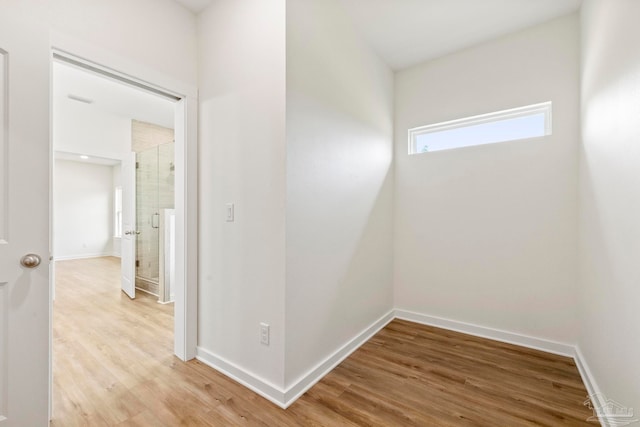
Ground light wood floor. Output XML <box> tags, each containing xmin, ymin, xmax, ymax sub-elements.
<box><xmin>52</xmin><ymin>257</ymin><xmax>596</xmax><ymax>426</ymax></box>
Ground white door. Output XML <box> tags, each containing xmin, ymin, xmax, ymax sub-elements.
<box><xmin>121</xmin><ymin>152</ymin><xmax>136</xmax><ymax>299</ymax></box>
<box><xmin>0</xmin><ymin>10</ymin><xmax>51</xmax><ymax>427</ymax></box>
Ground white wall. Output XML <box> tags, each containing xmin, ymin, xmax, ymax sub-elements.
<box><xmin>49</xmin><ymin>0</ymin><xmax>197</xmax><ymax>87</ymax></box>
<box><xmin>54</xmin><ymin>159</ymin><xmax>114</xmax><ymax>259</ymax></box>
<box><xmin>285</xmin><ymin>0</ymin><xmax>394</xmax><ymax>387</ymax></box>
<box><xmin>394</xmin><ymin>15</ymin><xmax>580</xmax><ymax>345</ymax></box>
<box><xmin>579</xmin><ymin>0</ymin><xmax>640</xmax><ymax>412</ymax></box>
<box><xmin>53</xmin><ymin>97</ymin><xmax>131</xmax><ymax>160</ymax></box>
<box><xmin>197</xmin><ymin>0</ymin><xmax>287</xmax><ymax>388</ymax></box>
<box><xmin>196</xmin><ymin>0</ymin><xmax>393</xmax><ymax>399</ymax></box>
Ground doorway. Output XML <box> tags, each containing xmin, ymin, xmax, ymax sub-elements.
<box><xmin>52</xmin><ymin>56</ymin><xmax>177</xmax><ymax>294</ymax></box>
<box><xmin>49</xmin><ymin>46</ymin><xmax>197</xmax><ymax>360</ymax></box>
<box><xmin>49</xmin><ymin>47</ymin><xmax>197</xmax><ymax>420</ymax></box>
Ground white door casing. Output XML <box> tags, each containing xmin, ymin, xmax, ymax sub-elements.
<box><xmin>0</xmin><ymin>11</ymin><xmax>51</xmax><ymax>427</ymax></box>
<box><xmin>121</xmin><ymin>152</ymin><xmax>136</xmax><ymax>299</ymax></box>
<box><xmin>50</xmin><ymin>42</ymin><xmax>198</xmax><ymax>362</ymax></box>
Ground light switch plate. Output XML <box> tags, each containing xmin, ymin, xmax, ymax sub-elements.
<box><xmin>225</xmin><ymin>203</ymin><xmax>234</xmax><ymax>222</ymax></box>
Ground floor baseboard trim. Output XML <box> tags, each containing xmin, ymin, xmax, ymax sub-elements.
<box><xmin>134</xmin><ymin>286</ymin><xmax>159</xmax><ymax>298</ymax></box>
<box><xmin>197</xmin><ymin>310</ymin><xmax>596</xmax><ymax>411</ymax></box>
<box><xmin>394</xmin><ymin>309</ymin><xmax>575</xmax><ymax>357</ymax></box>
<box><xmin>195</xmin><ymin>347</ymin><xmax>287</xmax><ymax>409</ymax></box>
<box><xmin>574</xmin><ymin>346</ymin><xmax>600</xmax><ymax>399</ymax></box>
<box><xmin>574</xmin><ymin>346</ymin><xmax>611</xmax><ymax>427</ymax></box>
<box><xmin>282</xmin><ymin>309</ymin><xmax>395</xmax><ymax>407</ymax></box>
<box><xmin>195</xmin><ymin>310</ymin><xmax>395</xmax><ymax>409</ymax></box>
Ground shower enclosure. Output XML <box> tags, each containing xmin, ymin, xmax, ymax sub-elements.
<box><xmin>135</xmin><ymin>141</ymin><xmax>175</xmax><ymax>302</ymax></box>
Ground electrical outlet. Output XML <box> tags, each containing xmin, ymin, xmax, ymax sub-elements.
<box><xmin>260</xmin><ymin>323</ymin><xmax>270</xmax><ymax>346</ymax></box>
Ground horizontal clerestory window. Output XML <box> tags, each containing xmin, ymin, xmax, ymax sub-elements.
<box><xmin>408</xmin><ymin>101</ymin><xmax>552</xmax><ymax>154</ymax></box>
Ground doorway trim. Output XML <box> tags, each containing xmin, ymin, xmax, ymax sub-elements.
<box><xmin>48</xmin><ymin>33</ymin><xmax>198</xmax><ymax>363</ymax></box>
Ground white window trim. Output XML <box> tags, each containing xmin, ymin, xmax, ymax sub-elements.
<box><xmin>408</xmin><ymin>101</ymin><xmax>552</xmax><ymax>155</ymax></box>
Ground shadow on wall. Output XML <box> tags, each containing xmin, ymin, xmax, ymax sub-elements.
<box><xmin>285</xmin><ymin>95</ymin><xmax>394</xmax><ymax>387</ymax></box>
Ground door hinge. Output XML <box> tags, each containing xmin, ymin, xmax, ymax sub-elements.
<box><xmin>135</xmin><ymin>260</ymin><xmax>140</xmax><ymax>267</ymax></box>
<box><xmin>136</xmin><ymin>162</ymin><xmax>139</xmax><ymax>169</ymax></box>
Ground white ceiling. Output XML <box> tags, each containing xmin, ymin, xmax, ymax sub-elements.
<box><xmin>52</xmin><ymin>60</ymin><xmax>175</xmax><ymax>162</ymax></box>
<box><xmin>53</xmin><ymin>61</ymin><xmax>175</xmax><ymax>130</ymax></box>
<box><xmin>338</xmin><ymin>0</ymin><xmax>582</xmax><ymax>70</ymax></box>
<box><xmin>171</xmin><ymin>0</ymin><xmax>581</xmax><ymax>70</ymax></box>
<box><xmin>173</xmin><ymin>0</ymin><xmax>213</xmax><ymax>13</ymax></box>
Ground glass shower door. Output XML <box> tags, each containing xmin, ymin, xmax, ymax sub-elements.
<box><xmin>135</xmin><ymin>142</ymin><xmax>175</xmax><ymax>297</ymax></box>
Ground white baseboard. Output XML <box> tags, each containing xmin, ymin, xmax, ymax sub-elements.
<box><xmin>574</xmin><ymin>346</ymin><xmax>612</xmax><ymax>427</ymax></box>
<box><xmin>196</xmin><ymin>309</ymin><xmax>395</xmax><ymax>408</ymax></box>
<box><xmin>54</xmin><ymin>253</ymin><xmax>115</xmax><ymax>261</ymax></box>
<box><xmin>134</xmin><ymin>286</ymin><xmax>159</xmax><ymax>298</ymax></box>
<box><xmin>394</xmin><ymin>309</ymin><xmax>575</xmax><ymax>357</ymax></box>
<box><xmin>197</xmin><ymin>309</ymin><xmax>599</xmax><ymax>412</ymax></box>
<box><xmin>574</xmin><ymin>346</ymin><xmax>600</xmax><ymax>402</ymax></box>
<box><xmin>282</xmin><ymin>309</ymin><xmax>395</xmax><ymax>406</ymax></box>
<box><xmin>196</xmin><ymin>347</ymin><xmax>287</xmax><ymax>408</ymax></box>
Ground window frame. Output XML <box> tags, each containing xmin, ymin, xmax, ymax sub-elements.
<box><xmin>408</xmin><ymin>101</ymin><xmax>552</xmax><ymax>155</ymax></box>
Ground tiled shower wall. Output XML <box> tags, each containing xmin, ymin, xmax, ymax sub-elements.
<box><xmin>132</xmin><ymin>120</ymin><xmax>175</xmax><ymax>295</ymax></box>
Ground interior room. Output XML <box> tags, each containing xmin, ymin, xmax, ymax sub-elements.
<box><xmin>50</xmin><ymin>60</ymin><xmax>180</xmax><ymax>418</ymax></box>
<box><xmin>0</xmin><ymin>0</ymin><xmax>637</xmax><ymax>426</ymax></box>
<box><xmin>52</xmin><ymin>60</ymin><xmax>177</xmax><ymax>299</ymax></box>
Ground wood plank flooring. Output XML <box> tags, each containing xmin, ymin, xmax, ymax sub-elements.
<box><xmin>52</xmin><ymin>257</ymin><xmax>596</xmax><ymax>426</ymax></box>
